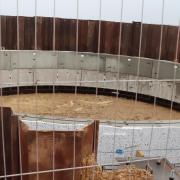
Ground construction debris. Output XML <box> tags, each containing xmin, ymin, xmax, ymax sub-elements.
<box><xmin>81</xmin><ymin>154</ymin><xmax>154</xmax><ymax>180</ymax></box>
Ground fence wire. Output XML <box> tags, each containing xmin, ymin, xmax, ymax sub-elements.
<box><xmin>0</xmin><ymin>0</ymin><xmax>180</xmax><ymax>180</ymax></box>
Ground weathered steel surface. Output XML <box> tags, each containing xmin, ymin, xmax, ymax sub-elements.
<box><xmin>0</xmin><ymin>107</ymin><xmax>20</xmax><ymax>180</ymax></box>
<box><xmin>20</xmin><ymin>120</ymin><xmax>99</xmax><ymax>180</ymax></box>
<box><xmin>0</xmin><ymin>106</ymin><xmax>99</xmax><ymax>180</ymax></box>
<box><xmin>0</xmin><ymin>15</ymin><xmax>180</xmax><ymax>61</ymax></box>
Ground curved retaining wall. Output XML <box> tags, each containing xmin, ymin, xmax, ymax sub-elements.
<box><xmin>0</xmin><ymin>50</ymin><xmax>180</xmax><ymax>110</ymax></box>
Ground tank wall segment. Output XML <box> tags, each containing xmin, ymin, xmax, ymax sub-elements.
<box><xmin>0</xmin><ymin>50</ymin><xmax>179</xmax><ymax>104</ymax></box>
<box><xmin>0</xmin><ymin>51</ymin><xmax>178</xmax><ymax>78</ymax></box>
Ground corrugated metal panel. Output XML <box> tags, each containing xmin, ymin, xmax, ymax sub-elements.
<box><xmin>1</xmin><ymin>16</ymin><xmax>180</xmax><ymax>62</ymax></box>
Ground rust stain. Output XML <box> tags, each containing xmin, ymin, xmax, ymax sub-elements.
<box><xmin>0</xmin><ymin>106</ymin><xmax>99</xmax><ymax>180</ymax></box>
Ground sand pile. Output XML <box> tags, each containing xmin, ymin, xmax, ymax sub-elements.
<box><xmin>81</xmin><ymin>154</ymin><xmax>154</xmax><ymax>180</ymax></box>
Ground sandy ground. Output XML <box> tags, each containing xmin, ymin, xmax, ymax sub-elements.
<box><xmin>1</xmin><ymin>93</ymin><xmax>180</xmax><ymax>121</ymax></box>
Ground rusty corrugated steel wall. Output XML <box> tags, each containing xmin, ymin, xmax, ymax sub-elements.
<box><xmin>1</xmin><ymin>16</ymin><xmax>180</xmax><ymax>61</ymax></box>
<box><xmin>0</xmin><ymin>106</ymin><xmax>99</xmax><ymax>180</ymax></box>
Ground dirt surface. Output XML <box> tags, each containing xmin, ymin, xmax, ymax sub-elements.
<box><xmin>1</xmin><ymin>93</ymin><xmax>180</xmax><ymax>121</ymax></box>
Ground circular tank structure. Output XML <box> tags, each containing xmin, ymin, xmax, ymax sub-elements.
<box><xmin>0</xmin><ymin>50</ymin><xmax>180</xmax><ymax>106</ymax></box>
<box><xmin>1</xmin><ymin>50</ymin><xmax>180</xmax><ymax>180</ymax></box>
<box><xmin>1</xmin><ymin>0</ymin><xmax>180</xmax><ymax>179</ymax></box>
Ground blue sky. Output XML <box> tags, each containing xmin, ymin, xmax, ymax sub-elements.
<box><xmin>0</xmin><ymin>0</ymin><xmax>180</xmax><ymax>25</ymax></box>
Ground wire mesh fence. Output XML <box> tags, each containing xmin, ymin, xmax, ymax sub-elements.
<box><xmin>1</xmin><ymin>0</ymin><xmax>180</xmax><ymax>179</ymax></box>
